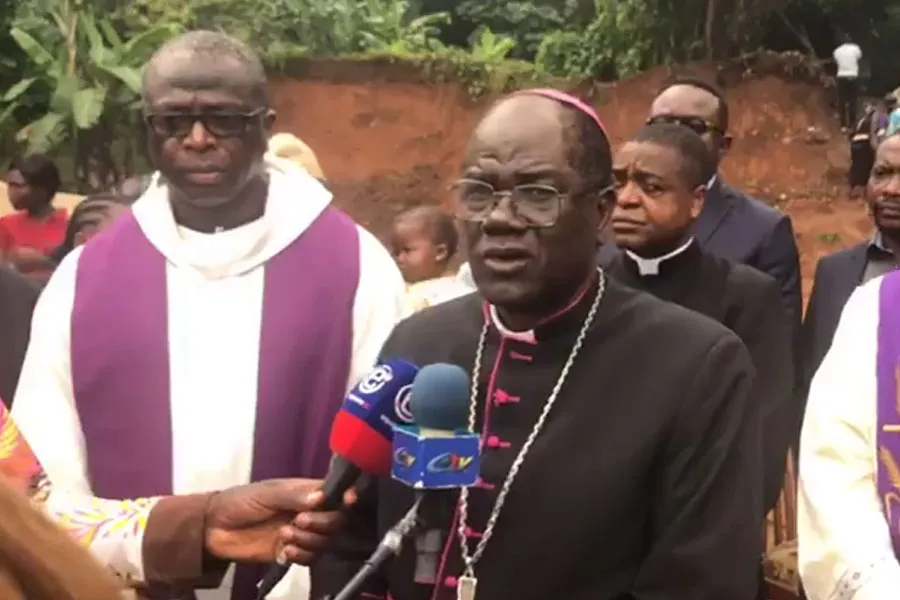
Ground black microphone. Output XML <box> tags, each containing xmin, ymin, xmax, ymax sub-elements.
<box><xmin>254</xmin><ymin>360</ymin><xmax>419</xmax><ymax>600</ymax></box>
<box><xmin>412</xmin><ymin>490</ymin><xmax>457</xmax><ymax>584</ymax></box>
<box><xmin>328</xmin><ymin>497</ymin><xmax>423</xmax><ymax>600</ymax></box>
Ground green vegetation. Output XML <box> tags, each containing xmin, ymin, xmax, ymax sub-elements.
<box><xmin>1</xmin><ymin>0</ymin><xmax>899</xmax><ymax>190</ymax></box>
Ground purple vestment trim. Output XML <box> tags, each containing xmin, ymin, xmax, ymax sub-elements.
<box><xmin>72</xmin><ymin>207</ymin><xmax>360</xmax><ymax>598</ymax></box>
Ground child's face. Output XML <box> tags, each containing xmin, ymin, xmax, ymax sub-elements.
<box><xmin>73</xmin><ymin>205</ymin><xmax>129</xmax><ymax>247</ymax></box>
<box><xmin>391</xmin><ymin>219</ymin><xmax>447</xmax><ymax>283</ymax></box>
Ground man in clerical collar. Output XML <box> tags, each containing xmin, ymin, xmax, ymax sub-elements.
<box><xmin>11</xmin><ymin>30</ymin><xmax>405</xmax><ymax>600</ymax></box>
<box><xmin>605</xmin><ymin>122</ymin><xmax>794</xmax><ymax>598</ymax></box>
<box><xmin>642</xmin><ymin>76</ymin><xmax>802</xmax><ymax>336</ymax></box>
<box><xmin>311</xmin><ymin>89</ymin><xmax>763</xmax><ymax>600</ymax></box>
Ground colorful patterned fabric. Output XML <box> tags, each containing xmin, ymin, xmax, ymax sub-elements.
<box><xmin>0</xmin><ymin>402</ymin><xmax>157</xmax><ymax>584</ymax></box>
<box><xmin>0</xmin><ymin>402</ymin><xmax>48</xmax><ymax>500</ymax></box>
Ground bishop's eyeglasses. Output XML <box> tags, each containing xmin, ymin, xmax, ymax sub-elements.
<box><xmin>144</xmin><ymin>108</ymin><xmax>267</xmax><ymax>138</ymax></box>
<box><xmin>449</xmin><ymin>178</ymin><xmax>567</xmax><ymax>228</ymax></box>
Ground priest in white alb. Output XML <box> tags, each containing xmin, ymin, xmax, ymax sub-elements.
<box><xmin>10</xmin><ymin>30</ymin><xmax>406</xmax><ymax>600</ymax></box>
<box><xmin>797</xmin><ymin>135</ymin><xmax>900</xmax><ymax>600</ymax></box>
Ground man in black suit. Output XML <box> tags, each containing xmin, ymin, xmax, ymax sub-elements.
<box><xmin>601</xmin><ymin>77</ymin><xmax>803</xmax><ymax>335</ymax></box>
<box><xmin>0</xmin><ymin>265</ymin><xmax>39</xmax><ymax>406</ymax></box>
<box><xmin>802</xmin><ymin>134</ymin><xmax>900</xmax><ymax>391</ymax></box>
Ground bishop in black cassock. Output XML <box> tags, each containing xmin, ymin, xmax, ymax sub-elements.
<box><xmin>603</xmin><ymin>122</ymin><xmax>793</xmax><ymax>515</ymax></box>
<box><xmin>312</xmin><ymin>90</ymin><xmax>763</xmax><ymax>600</ymax></box>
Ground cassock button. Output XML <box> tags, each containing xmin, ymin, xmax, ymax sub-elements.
<box><xmin>475</xmin><ymin>477</ymin><xmax>495</xmax><ymax>490</ymax></box>
<box><xmin>444</xmin><ymin>576</ymin><xmax>458</xmax><ymax>588</ymax></box>
<box><xmin>493</xmin><ymin>388</ymin><xmax>520</xmax><ymax>406</ymax></box>
<box><xmin>486</xmin><ymin>435</ymin><xmax>510</xmax><ymax>449</ymax></box>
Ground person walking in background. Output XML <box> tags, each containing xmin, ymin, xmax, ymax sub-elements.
<box><xmin>390</xmin><ymin>205</ymin><xmax>470</xmax><ymax>311</ymax></box>
<box><xmin>833</xmin><ymin>35</ymin><xmax>862</xmax><ymax>132</ymax></box>
<box><xmin>848</xmin><ymin>95</ymin><xmax>890</xmax><ymax>197</ymax></box>
<box><xmin>0</xmin><ymin>154</ymin><xmax>67</xmax><ymax>277</ymax></box>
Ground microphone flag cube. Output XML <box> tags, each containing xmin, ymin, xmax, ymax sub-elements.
<box><xmin>390</xmin><ymin>425</ymin><xmax>480</xmax><ymax>489</ymax></box>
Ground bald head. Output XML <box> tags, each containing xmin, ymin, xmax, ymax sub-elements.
<box><xmin>651</xmin><ymin>80</ymin><xmax>728</xmax><ymax>132</ymax></box>
<box><xmin>467</xmin><ymin>95</ymin><xmax>567</xmax><ymax>164</ymax></box>
<box><xmin>142</xmin><ymin>30</ymin><xmax>268</xmax><ymax>108</ymax></box>
<box><xmin>468</xmin><ymin>93</ymin><xmax>611</xmax><ymax>196</ymax></box>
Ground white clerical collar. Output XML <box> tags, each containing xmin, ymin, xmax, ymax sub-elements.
<box><xmin>624</xmin><ymin>237</ymin><xmax>694</xmax><ymax>276</ymax></box>
<box><xmin>485</xmin><ymin>270</ymin><xmax>598</xmax><ymax>344</ymax></box>
<box><xmin>488</xmin><ymin>304</ymin><xmax>538</xmax><ymax>344</ymax></box>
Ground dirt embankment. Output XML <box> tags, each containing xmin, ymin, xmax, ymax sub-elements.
<box><xmin>269</xmin><ymin>56</ymin><xmax>868</xmax><ymax>300</ymax></box>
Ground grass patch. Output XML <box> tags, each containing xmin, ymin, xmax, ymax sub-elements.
<box><xmin>267</xmin><ymin>50</ymin><xmax>591</xmax><ymax>102</ymax></box>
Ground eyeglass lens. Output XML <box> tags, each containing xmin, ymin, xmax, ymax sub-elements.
<box><xmin>453</xmin><ymin>180</ymin><xmax>562</xmax><ymax>226</ymax></box>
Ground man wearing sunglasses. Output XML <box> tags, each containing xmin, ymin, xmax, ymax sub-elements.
<box><xmin>10</xmin><ymin>30</ymin><xmax>406</xmax><ymax>600</ymax></box>
<box><xmin>641</xmin><ymin>78</ymin><xmax>802</xmax><ymax>337</ymax></box>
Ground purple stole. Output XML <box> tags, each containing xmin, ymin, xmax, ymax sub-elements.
<box><xmin>71</xmin><ymin>208</ymin><xmax>360</xmax><ymax>599</ymax></box>
<box><xmin>876</xmin><ymin>271</ymin><xmax>900</xmax><ymax>557</ymax></box>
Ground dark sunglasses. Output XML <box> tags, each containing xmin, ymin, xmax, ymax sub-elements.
<box><xmin>144</xmin><ymin>108</ymin><xmax>267</xmax><ymax>138</ymax></box>
<box><xmin>647</xmin><ymin>114</ymin><xmax>724</xmax><ymax>136</ymax></box>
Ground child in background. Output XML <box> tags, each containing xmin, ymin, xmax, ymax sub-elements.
<box><xmin>49</xmin><ymin>192</ymin><xmax>133</xmax><ymax>265</ymax></box>
<box><xmin>390</xmin><ymin>205</ymin><xmax>471</xmax><ymax>313</ymax></box>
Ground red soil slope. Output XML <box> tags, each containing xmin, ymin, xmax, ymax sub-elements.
<box><xmin>269</xmin><ymin>59</ymin><xmax>867</xmax><ymax>301</ymax></box>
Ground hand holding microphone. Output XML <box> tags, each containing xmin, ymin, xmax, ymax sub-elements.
<box><xmin>203</xmin><ymin>478</ymin><xmax>356</xmax><ymax>565</ymax></box>
<box><xmin>254</xmin><ymin>360</ymin><xmax>418</xmax><ymax>600</ymax></box>
<box><xmin>329</xmin><ymin>363</ymin><xmax>479</xmax><ymax>600</ymax></box>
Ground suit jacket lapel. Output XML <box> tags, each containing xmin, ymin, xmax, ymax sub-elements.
<box><xmin>847</xmin><ymin>243</ymin><xmax>868</xmax><ymax>284</ymax></box>
<box><xmin>694</xmin><ymin>176</ymin><xmax>735</xmax><ymax>245</ymax></box>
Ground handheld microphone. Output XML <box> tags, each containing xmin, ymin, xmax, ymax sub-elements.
<box><xmin>392</xmin><ymin>363</ymin><xmax>480</xmax><ymax>491</ymax></box>
<box><xmin>254</xmin><ymin>360</ymin><xmax>418</xmax><ymax>600</ymax></box>
<box><xmin>329</xmin><ymin>363</ymin><xmax>477</xmax><ymax>600</ymax></box>
<box><xmin>395</xmin><ymin>364</ymin><xmax>479</xmax><ymax>585</ymax></box>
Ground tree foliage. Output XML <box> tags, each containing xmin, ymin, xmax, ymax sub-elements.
<box><xmin>2</xmin><ymin>0</ymin><xmax>900</xmax><ymax>189</ymax></box>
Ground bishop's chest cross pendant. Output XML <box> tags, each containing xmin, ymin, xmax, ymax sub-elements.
<box><xmin>457</xmin><ymin>575</ymin><xmax>477</xmax><ymax>600</ymax></box>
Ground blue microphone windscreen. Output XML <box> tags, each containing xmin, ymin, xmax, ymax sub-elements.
<box><xmin>409</xmin><ymin>363</ymin><xmax>470</xmax><ymax>431</ymax></box>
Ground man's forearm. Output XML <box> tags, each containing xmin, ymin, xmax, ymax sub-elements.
<box><xmin>42</xmin><ymin>491</ymin><xmax>227</xmax><ymax>589</ymax></box>
<box><xmin>142</xmin><ymin>494</ymin><xmax>229</xmax><ymax>587</ymax></box>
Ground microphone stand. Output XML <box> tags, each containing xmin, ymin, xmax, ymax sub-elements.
<box><xmin>326</xmin><ymin>496</ymin><xmax>423</xmax><ymax>600</ymax></box>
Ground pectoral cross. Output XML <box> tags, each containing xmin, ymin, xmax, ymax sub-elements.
<box><xmin>457</xmin><ymin>575</ymin><xmax>477</xmax><ymax>600</ymax></box>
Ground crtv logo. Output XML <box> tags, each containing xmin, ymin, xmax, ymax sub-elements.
<box><xmin>426</xmin><ymin>452</ymin><xmax>475</xmax><ymax>473</ymax></box>
<box><xmin>394</xmin><ymin>447</ymin><xmax>416</xmax><ymax>468</ymax></box>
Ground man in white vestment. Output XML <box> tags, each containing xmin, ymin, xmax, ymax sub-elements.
<box><xmin>798</xmin><ymin>135</ymin><xmax>900</xmax><ymax>599</ymax></box>
<box><xmin>11</xmin><ymin>30</ymin><xmax>405</xmax><ymax>600</ymax></box>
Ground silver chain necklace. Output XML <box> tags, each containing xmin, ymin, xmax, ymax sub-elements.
<box><xmin>453</xmin><ymin>268</ymin><xmax>606</xmax><ymax>600</ymax></box>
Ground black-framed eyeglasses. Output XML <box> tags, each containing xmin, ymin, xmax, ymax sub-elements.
<box><xmin>449</xmin><ymin>178</ymin><xmax>570</xmax><ymax>228</ymax></box>
<box><xmin>647</xmin><ymin>114</ymin><xmax>724</xmax><ymax>136</ymax></box>
<box><xmin>143</xmin><ymin>108</ymin><xmax>267</xmax><ymax>138</ymax></box>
